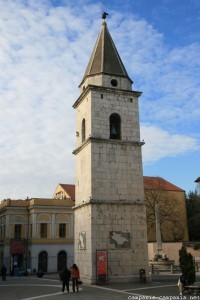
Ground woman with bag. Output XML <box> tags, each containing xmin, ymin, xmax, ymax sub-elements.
<box><xmin>70</xmin><ymin>263</ymin><xmax>80</xmax><ymax>292</ymax></box>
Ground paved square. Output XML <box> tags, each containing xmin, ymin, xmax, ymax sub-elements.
<box><xmin>0</xmin><ymin>274</ymin><xmax>200</xmax><ymax>300</ymax></box>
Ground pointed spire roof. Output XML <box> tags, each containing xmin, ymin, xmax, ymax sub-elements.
<box><xmin>80</xmin><ymin>18</ymin><xmax>132</xmax><ymax>85</ymax></box>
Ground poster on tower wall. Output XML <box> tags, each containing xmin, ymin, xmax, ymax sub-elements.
<box><xmin>96</xmin><ymin>250</ymin><xmax>108</xmax><ymax>285</ymax></box>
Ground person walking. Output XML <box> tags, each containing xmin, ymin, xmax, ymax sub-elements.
<box><xmin>178</xmin><ymin>272</ymin><xmax>189</xmax><ymax>296</ymax></box>
<box><xmin>60</xmin><ymin>266</ymin><xmax>71</xmax><ymax>293</ymax></box>
<box><xmin>70</xmin><ymin>263</ymin><xmax>80</xmax><ymax>292</ymax></box>
<box><xmin>1</xmin><ymin>265</ymin><xmax>7</xmax><ymax>281</ymax></box>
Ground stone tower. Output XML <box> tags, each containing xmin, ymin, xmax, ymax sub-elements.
<box><xmin>73</xmin><ymin>15</ymin><xmax>149</xmax><ymax>284</ymax></box>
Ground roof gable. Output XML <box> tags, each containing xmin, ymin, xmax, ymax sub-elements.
<box><xmin>55</xmin><ymin>177</ymin><xmax>184</xmax><ymax>203</ymax></box>
<box><xmin>59</xmin><ymin>184</ymin><xmax>75</xmax><ymax>201</ymax></box>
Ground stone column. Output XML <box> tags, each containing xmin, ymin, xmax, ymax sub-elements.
<box><xmin>5</xmin><ymin>215</ymin><xmax>10</xmax><ymax>238</ymax></box>
<box><xmin>51</xmin><ymin>214</ymin><xmax>55</xmax><ymax>237</ymax></box>
<box><xmin>32</xmin><ymin>213</ymin><xmax>37</xmax><ymax>237</ymax></box>
<box><xmin>155</xmin><ymin>204</ymin><xmax>163</xmax><ymax>256</ymax></box>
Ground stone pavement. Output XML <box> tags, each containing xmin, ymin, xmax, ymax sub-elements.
<box><xmin>1</xmin><ymin>273</ymin><xmax>200</xmax><ymax>300</ymax></box>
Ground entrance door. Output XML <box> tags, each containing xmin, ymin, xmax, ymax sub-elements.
<box><xmin>11</xmin><ymin>254</ymin><xmax>24</xmax><ymax>275</ymax></box>
<box><xmin>57</xmin><ymin>251</ymin><xmax>67</xmax><ymax>272</ymax></box>
<box><xmin>38</xmin><ymin>251</ymin><xmax>48</xmax><ymax>272</ymax></box>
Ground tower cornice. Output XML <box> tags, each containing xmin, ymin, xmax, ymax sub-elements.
<box><xmin>73</xmin><ymin>84</ymin><xmax>142</xmax><ymax>109</ymax></box>
<box><xmin>72</xmin><ymin>136</ymin><xmax>145</xmax><ymax>155</ymax></box>
<box><xmin>73</xmin><ymin>200</ymin><xmax>146</xmax><ymax>210</ymax></box>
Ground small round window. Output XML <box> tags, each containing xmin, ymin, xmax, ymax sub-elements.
<box><xmin>111</xmin><ymin>79</ymin><xmax>118</xmax><ymax>87</ymax></box>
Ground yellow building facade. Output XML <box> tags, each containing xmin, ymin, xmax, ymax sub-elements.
<box><xmin>0</xmin><ymin>197</ymin><xmax>74</xmax><ymax>274</ymax></box>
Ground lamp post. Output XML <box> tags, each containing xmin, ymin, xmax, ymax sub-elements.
<box><xmin>25</xmin><ymin>199</ymin><xmax>30</xmax><ymax>273</ymax></box>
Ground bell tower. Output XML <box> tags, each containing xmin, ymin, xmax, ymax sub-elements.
<box><xmin>73</xmin><ymin>14</ymin><xmax>149</xmax><ymax>284</ymax></box>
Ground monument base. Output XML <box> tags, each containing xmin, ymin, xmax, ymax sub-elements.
<box><xmin>79</xmin><ymin>274</ymin><xmax>151</xmax><ymax>285</ymax></box>
<box><xmin>149</xmin><ymin>260</ymin><xmax>175</xmax><ymax>274</ymax></box>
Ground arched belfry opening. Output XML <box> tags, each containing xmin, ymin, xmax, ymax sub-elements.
<box><xmin>110</xmin><ymin>113</ymin><xmax>121</xmax><ymax>139</ymax></box>
<box><xmin>82</xmin><ymin>118</ymin><xmax>86</xmax><ymax>142</ymax></box>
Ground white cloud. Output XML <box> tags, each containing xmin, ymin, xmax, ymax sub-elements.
<box><xmin>141</xmin><ymin>124</ymin><xmax>199</xmax><ymax>164</ymax></box>
<box><xmin>0</xmin><ymin>0</ymin><xmax>199</xmax><ymax>199</ymax></box>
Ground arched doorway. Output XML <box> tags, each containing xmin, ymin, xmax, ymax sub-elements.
<box><xmin>38</xmin><ymin>251</ymin><xmax>48</xmax><ymax>272</ymax></box>
<box><xmin>57</xmin><ymin>250</ymin><xmax>67</xmax><ymax>272</ymax></box>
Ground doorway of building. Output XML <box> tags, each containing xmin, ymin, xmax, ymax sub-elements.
<box><xmin>57</xmin><ymin>250</ymin><xmax>67</xmax><ymax>272</ymax></box>
<box><xmin>11</xmin><ymin>254</ymin><xmax>24</xmax><ymax>275</ymax></box>
<box><xmin>38</xmin><ymin>251</ymin><xmax>48</xmax><ymax>272</ymax></box>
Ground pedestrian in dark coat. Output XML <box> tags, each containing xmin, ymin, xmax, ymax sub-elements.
<box><xmin>61</xmin><ymin>266</ymin><xmax>71</xmax><ymax>293</ymax></box>
<box><xmin>1</xmin><ymin>265</ymin><xmax>7</xmax><ymax>281</ymax></box>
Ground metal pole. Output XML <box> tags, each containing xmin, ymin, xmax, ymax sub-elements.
<box><xmin>26</xmin><ymin>203</ymin><xmax>30</xmax><ymax>272</ymax></box>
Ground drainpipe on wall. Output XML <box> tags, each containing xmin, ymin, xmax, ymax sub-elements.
<box><xmin>25</xmin><ymin>201</ymin><xmax>30</xmax><ymax>272</ymax></box>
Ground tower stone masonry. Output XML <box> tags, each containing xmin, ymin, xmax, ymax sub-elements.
<box><xmin>73</xmin><ymin>16</ymin><xmax>149</xmax><ymax>284</ymax></box>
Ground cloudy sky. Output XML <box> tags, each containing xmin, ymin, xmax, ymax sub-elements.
<box><xmin>0</xmin><ymin>0</ymin><xmax>199</xmax><ymax>200</ymax></box>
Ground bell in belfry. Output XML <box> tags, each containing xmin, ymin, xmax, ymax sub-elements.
<box><xmin>111</xmin><ymin>124</ymin><xmax>118</xmax><ymax>135</ymax></box>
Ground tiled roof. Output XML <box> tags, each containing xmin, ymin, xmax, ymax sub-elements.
<box><xmin>194</xmin><ymin>177</ymin><xmax>200</xmax><ymax>183</ymax></box>
<box><xmin>143</xmin><ymin>176</ymin><xmax>184</xmax><ymax>192</ymax></box>
<box><xmin>59</xmin><ymin>184</ymin><xmax>75</xmax><ymax>201</ymax></box>
<box><xmin>59</xmin><ymin>177</ymin><xmax>184</xmax><ymax>201</ymax></box>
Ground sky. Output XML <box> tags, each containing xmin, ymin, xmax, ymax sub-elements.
<box><xmin>0</xmin><ymin>0</ymin><xmax>199</xmax><ymax>200</ymax></box>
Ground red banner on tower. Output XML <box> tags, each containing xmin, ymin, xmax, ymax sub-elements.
<box><xmin>96</xmin><ymin>250</ymin><xmax>108</xmax><ymax>284</ymax></box>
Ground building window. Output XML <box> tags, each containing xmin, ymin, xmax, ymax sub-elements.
<box><xmin>14</xmin><ymin>224</ymin><xmax>22</xmax><ymax>239</ymax></box>
<box><xmin>55</xmin><ymin>192</ymin><xmax>63</xmax><ymax>199</ymax></box>
<box><xmin>110</xmin><ymin>113</ymin><xmax>121</xmax><ymax>139</ymax></box>
<box><xmin>59</xmin><ymin>224</ymin><xmax>66</xmax><ymax>238</ymax></box>
<box><xmin>40</xmin><ymin>223</ymin><xmax>47</xmax><ymax>238</ymax></box>
<box><xmin>82</xmin><ymin>118</ymin><xmax>86</xmax><ymax>142</ymax></box>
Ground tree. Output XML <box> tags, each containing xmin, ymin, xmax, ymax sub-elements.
<box><xmin>145</xmin><ymin>177</ymin><xmax>186</xmax><ymax>242</ymax></box>
<box><xmin>168</xmin><ymin>221</ymin><xmax>185</xmax><ymax>242</ymax></box>
<box><xmin>186</xmin><ymin>189</ymin><xmax>200</xmax><ymax>241</ymax></box>
<box><xmin>179</xmin><ymin>246</ymin><xmax>195</xmax><ymax>284</ymax></box>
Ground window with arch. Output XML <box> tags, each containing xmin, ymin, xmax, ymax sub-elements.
<box><xmin>110</xmin><ymin>113</ymin><xmax>121</xmax><ymax>139</ymax></box>
<box><xmin>82</xmin><ymin>118</ymin><xmax>86</xmax><ymax>142</ymax></box>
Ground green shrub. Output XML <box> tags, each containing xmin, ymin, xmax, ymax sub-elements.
<box><xmin>179</xmin><ymin>246</ymin><xmax>195</xmax><ymax>284</ymax></box>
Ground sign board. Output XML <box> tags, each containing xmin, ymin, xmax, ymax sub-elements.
<box><xmin>96</xmin><ymin>250</ymin><xmax>108</xmax><ymax>285</ymax></box>
<box><xmin>10</xmin><ymin>239</ymin><xmax>25</xmax><ymax>254</ymax></box>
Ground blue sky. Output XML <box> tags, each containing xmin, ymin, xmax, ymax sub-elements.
<box><xmin>0</xmin><ymin>0</ymin><xmax>199</xmax><ymax>199</ymax></box>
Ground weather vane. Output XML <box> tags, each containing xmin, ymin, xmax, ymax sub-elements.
<box><xmin>102</xmin><ymin>12</ymin><xmax>108</xmax><ymax>19</ymax></box>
